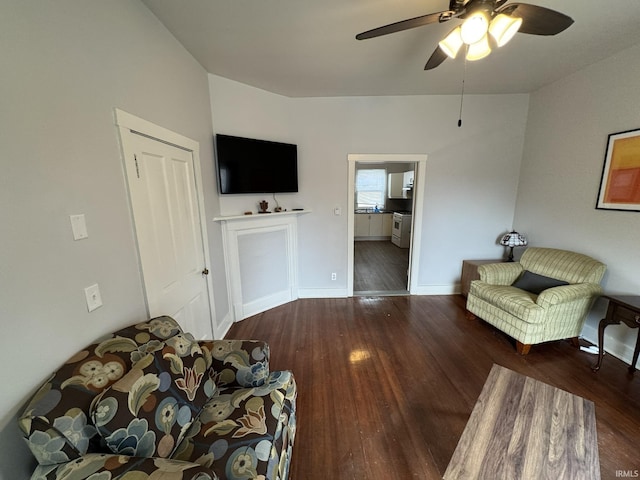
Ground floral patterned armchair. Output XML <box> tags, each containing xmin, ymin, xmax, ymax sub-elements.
<box><xmin>18</xmin><ymin>317</ymin><xmax>297</xmax><ymax>480</ymax></box>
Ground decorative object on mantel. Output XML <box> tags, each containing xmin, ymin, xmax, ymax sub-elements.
<box><xmin>499</xmin><ymin>230</ymin><xmax>527</xmax><ymax>262</ymax></box>
<box><xmin>259</xmin><ymin>200</ymin><xmax>270</xmax><ymax>213</ymax></box>
<box><xmin>596</xmin><ymin>127</ymin><xmax>640</xmax><ymax>212</ymax></box>
<box><xmin>272</xmin><ymin>193</ymin><xmax>284</xmax><ymax>213</ymax></box>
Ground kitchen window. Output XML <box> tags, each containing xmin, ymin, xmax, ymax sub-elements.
<box><xmin>356</xmin><ymin>168</ymin><xmax>386</xmax><ymax>209</ymax></box>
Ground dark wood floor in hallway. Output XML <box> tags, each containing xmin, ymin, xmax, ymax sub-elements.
<box><xmin>227</xmin><ymin>295</ymin><xmax>640</xmax><ymax>480</ymax></box>
<box><xmin>354</xmin><ymin>240</ymin><xmax>409</xmax><ymax>293</ymax></box>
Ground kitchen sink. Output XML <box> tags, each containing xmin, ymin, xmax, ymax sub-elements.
<box><xmin>354</xmin><ymin>208</ymin><xmax>388</xmax><ymax>213</ymax></box>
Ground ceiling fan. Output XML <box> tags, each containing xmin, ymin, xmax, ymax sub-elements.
<box><xmin>356</xmin><ymin>0</ymin><xmax>574</xmax><ymax>70</ymax></box>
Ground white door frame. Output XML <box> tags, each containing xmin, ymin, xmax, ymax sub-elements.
<box><xmin>347</xmin><ymin>154</ymin><xmax>427</xmax><ymax>296</ymax></box>
<box><xmin>114</xmin><ymin>108</ymin><xmax>216</xmax><ymax>336</ymax></box>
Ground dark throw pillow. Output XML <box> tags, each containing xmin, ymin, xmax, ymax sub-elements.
<box><xmin>90</xmin><ymin>334</ymin><xmax>216</xmax><ymax>459</ymax></box>
<box><xmin>512</xmin><ymin>270</ymin><xmax>569</xmax><ymax>294</ymax></box>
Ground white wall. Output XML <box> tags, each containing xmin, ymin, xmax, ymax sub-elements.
<box><xmin>210</xmin><ymin>75</ymin><xmax>530</xmax><ymax>296</ymax></box>
<box><xmin>0</xmin><ymin>2</ymin><xmax>226</xmax><ymax>478</ymax></box>
<box><xmin>514</xmin><ymin>43</ymin><xmax>640</xmax><ymax>363</ymax></box>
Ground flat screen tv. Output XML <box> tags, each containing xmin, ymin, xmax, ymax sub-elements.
<box><xmin>215</xmin><ymin>134</ymin><xmax>298</xmax><ymax>194</ymax></box>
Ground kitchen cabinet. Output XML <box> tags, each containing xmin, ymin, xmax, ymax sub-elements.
<box><xmin>355</xmin><ymin>213</ymin><xmax>392</xmax><ymax>239</ymax></box>
<box><xmin>388</xmin><ymin>173</ymin><xmax>404</xmax><ymax>199</ymax></box>
<box><xmin>388</xmin><ymin>171</ymin><xmax>414</xmax><ymax>199</ymax></box>
<box><xmin>403</xmin><ymin>170</ymin><xmax>414</xmax><ymax>188</ymax></box>
<box><xmin>369</xmin><ymin>214</ymin><xmax>384</xmax><ymax>236</ymax></box>
<box><xmin>355</xmin><ymin>214</ymin><xmax>370</xmax><ymax>237</ymax></box>
<box><xmin>382</xmin><ymin>213</ymin><xmax>393</xmax><ymax>236</ymax></box>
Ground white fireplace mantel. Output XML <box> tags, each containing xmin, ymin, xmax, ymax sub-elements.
<box><xmin>213</xmin><ymin>209</ymin><xmax>310</xmax><ymax>321</ymax></box>
<box><xmin>213</xmin><ymin>209</ymin><xmax>311</xmax><ymax>223</ymax></box>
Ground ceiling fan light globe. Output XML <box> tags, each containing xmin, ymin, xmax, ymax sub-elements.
<box><xmin>489</xmin><ymin>14</ymin><xmax>522</xmax><ymax>47</ymax></box>
<box><xmin>438</xmin><ymin>26</ymin><xmax>463</xmax><ymax>59</ymax></box>
<box><xmin>460</xmin><ymin>11</ymin><xmax>489</xmax><ymax>45</ymax></box>
<box><xmin>466</xmin><ymin>34</ymin><xmax>491</xmax><ymax>61</ymax></box>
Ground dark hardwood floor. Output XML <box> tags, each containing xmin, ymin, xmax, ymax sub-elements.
<box><xmin>227</xmin><ymin>295</ymin><xmax>640</xmax><ymax>480</ymax></box>
<box><xmin>354</xmin><ymin>240</ymin><xmax>409</xmax><ymax>293</ymax></box>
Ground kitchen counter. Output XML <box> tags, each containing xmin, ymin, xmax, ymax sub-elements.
<box><xmin>355</xmin><ymin>211</ymin><xmax>393</xmax><ymax>239</ymax></box>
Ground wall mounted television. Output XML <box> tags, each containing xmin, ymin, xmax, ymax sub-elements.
<box><xmin>215</xmin><ymin>134</ymin><xmax>298</xmax><ymax>194</ymax></box>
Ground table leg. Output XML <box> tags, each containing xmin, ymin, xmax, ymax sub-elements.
<box><xmin>592</xmin><ymin>318</ymin><xmax>611</xmax><ymax>372</ymax></box>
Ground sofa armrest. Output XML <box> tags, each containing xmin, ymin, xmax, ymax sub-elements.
<box><xmin>173</xmin><ymin>370</ymin><xmax>297</xmax><ymax>480</ymax></box>
<box><xmin>32</xmin><ymin>454</ymin><xmax>218</xmax><ymax>480</ymax></box>
<box><xmin>478</xmin><ymin>262</ymin><xmax>523</xmax><ymax>285</ymax></box>
<box><xmin>536</xmin><ymin>283</ymin><xmax>603</xmax><ymax>308</ymax></box>
<box><xmin>199</xmin><ymin>340</ymin><xmax>270</xmax><ymax>389</ymax></box>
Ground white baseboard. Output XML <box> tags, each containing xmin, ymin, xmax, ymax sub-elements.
<box><xmin>238</xmin><ymin>290</ymin><xmax>294</xmax><ymax>320</ymax></box>
<box><xmin>298</xmin><ymin>288</ymin><xmax>349</xmax><ymax>298</ymax></box>
<box><xmin>411</xmin><ymin>284</ymin><xmax>459</xmax><ymax>295</ymax></box>
<box><xmin>214</xmin><ymin>312</ymin><xmax>233</xmax><ymax>339</ymax></box>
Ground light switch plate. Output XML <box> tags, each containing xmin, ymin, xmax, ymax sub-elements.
<box><xmin>84</xmin><ymin>283</ymin><xmax>103</xmax><ymax>312</ymax></box>
<box><xmin>70</xmin><ymin>214</ymin><xmax>88</xmax><ymax>240</ymax></box>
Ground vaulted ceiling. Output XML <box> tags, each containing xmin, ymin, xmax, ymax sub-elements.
<box><xmin>142</xmin><ymin>0</ymin><xmax>640</xmax><ymax>97</ymax></box>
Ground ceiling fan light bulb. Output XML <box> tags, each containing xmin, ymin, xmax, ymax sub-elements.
<box><xmin>489</xmin><ymin>14</ymin><xmax>522</xmax><ymax>47</ymax></box>
<box><xmin>460</xmin><ymin>11</ymin><xmax>489</xmax><ymax>45</ymax></box>
<box><xmin>438</xmin><ymin>26</ymin><xmax>463</xmax><ymax>59</ymax></box>
<box><xmin>466</xmin><ymin>34</ymin><xmax>491</xmax><ymax>61</ymax></box>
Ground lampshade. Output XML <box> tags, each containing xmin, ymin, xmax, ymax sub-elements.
<box><xmin>460</xmin><ymin>11</ymin><xmax>490</xmax><ymax>45</ymax></box>
<box><xmin>439</xmin><ymin>26</ymin><xmax>464</xmax><ymax>59</ymax></box>
<box><xmin>489</xmin><ymin>14</ymin><xmax>523</xmax><ymax>47</ymax></box>
<box><xmin>500</xmin><ymin>231</ymin><xmax>528</xmax><ymax>247</ymax></box>
<box><xmin>466</xmin><ymin>34</ymin><xmax>492</xmax><ymax>61</ymax></box>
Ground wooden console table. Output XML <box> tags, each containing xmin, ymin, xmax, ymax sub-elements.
<box><xmin>592</xmin><ymin>295</ymin><xmax>640</xmax><ymax>373</ymax></box>
<box><xmin>460</xmin><ymin>259</ymin><xmax>502</xmax><ymax>297</ymax></box>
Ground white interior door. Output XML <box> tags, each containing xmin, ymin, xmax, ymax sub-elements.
<box><xmin>122</xmin><ymin>130</ymin><xmax>214</xmax><ymax>339</ymax></box>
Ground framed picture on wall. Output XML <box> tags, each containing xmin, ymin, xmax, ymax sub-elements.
<box><xmin>596</xmin><ymin>127</ymin><xmax>640</xmax><ymax>212</ymax></box>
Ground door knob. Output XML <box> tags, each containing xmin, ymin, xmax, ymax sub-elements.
<box><xmin>202</xmin><ymin>268</ymin><xmax>209</xmax><ymax>276</ymax></box>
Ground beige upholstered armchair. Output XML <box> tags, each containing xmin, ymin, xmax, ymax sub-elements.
<box><xmin>466</xmin><ymin>247</ymin><xmax>606</xmax><ymax>354</ymax></box>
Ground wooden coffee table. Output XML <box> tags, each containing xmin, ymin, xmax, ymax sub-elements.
<box><xmin>444</xmin><ymin>364</ymin><xmax>600</xmax><ymax>479</ymax></box>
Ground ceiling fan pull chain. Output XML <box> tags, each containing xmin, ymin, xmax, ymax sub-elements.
<box><xmin>458</xmin><ymin>50</ymin><xmax>467</xmax><ymax>127</ymax></box>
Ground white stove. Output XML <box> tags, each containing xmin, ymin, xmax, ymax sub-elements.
<box><xmin>391</xmin><ymin>211</ymin><xmax>412</xmax><ymax>248</ymax></box>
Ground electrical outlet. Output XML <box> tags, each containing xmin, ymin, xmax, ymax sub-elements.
<box><xmin>331</xmin><ymin>272</ymin><xmax>337</xmax><ymax>281</ymax></box>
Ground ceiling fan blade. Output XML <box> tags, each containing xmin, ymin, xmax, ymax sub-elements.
<box><xmin>425</xmin><ymin>46</ymin><xmax>449</xmax><ymax>70</ymax></box>
<box><xmin>496</xmin><ymin>3</ymin><xmax>574</xmax><ymax>36</ymax></box>
<box><xmin>356</xmin><ymin>11</ymin><xmax>453</xmax><ymax>40</ymax></box>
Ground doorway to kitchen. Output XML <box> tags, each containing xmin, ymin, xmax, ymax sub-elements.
<box><xmin>347</xmin><ymin>154</ymin><xmax>427</xmax><ymax>297</ymax></box>
<box><xmin>353</xmin><ymin>238</ymin><xmax>410</xmax><ymax>293</ymax></box>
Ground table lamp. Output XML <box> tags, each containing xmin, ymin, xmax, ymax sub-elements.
<box><xmin>500</xmin><ymin>230</ymin><xmax>528</xmax><ymax>262</ymax></box>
